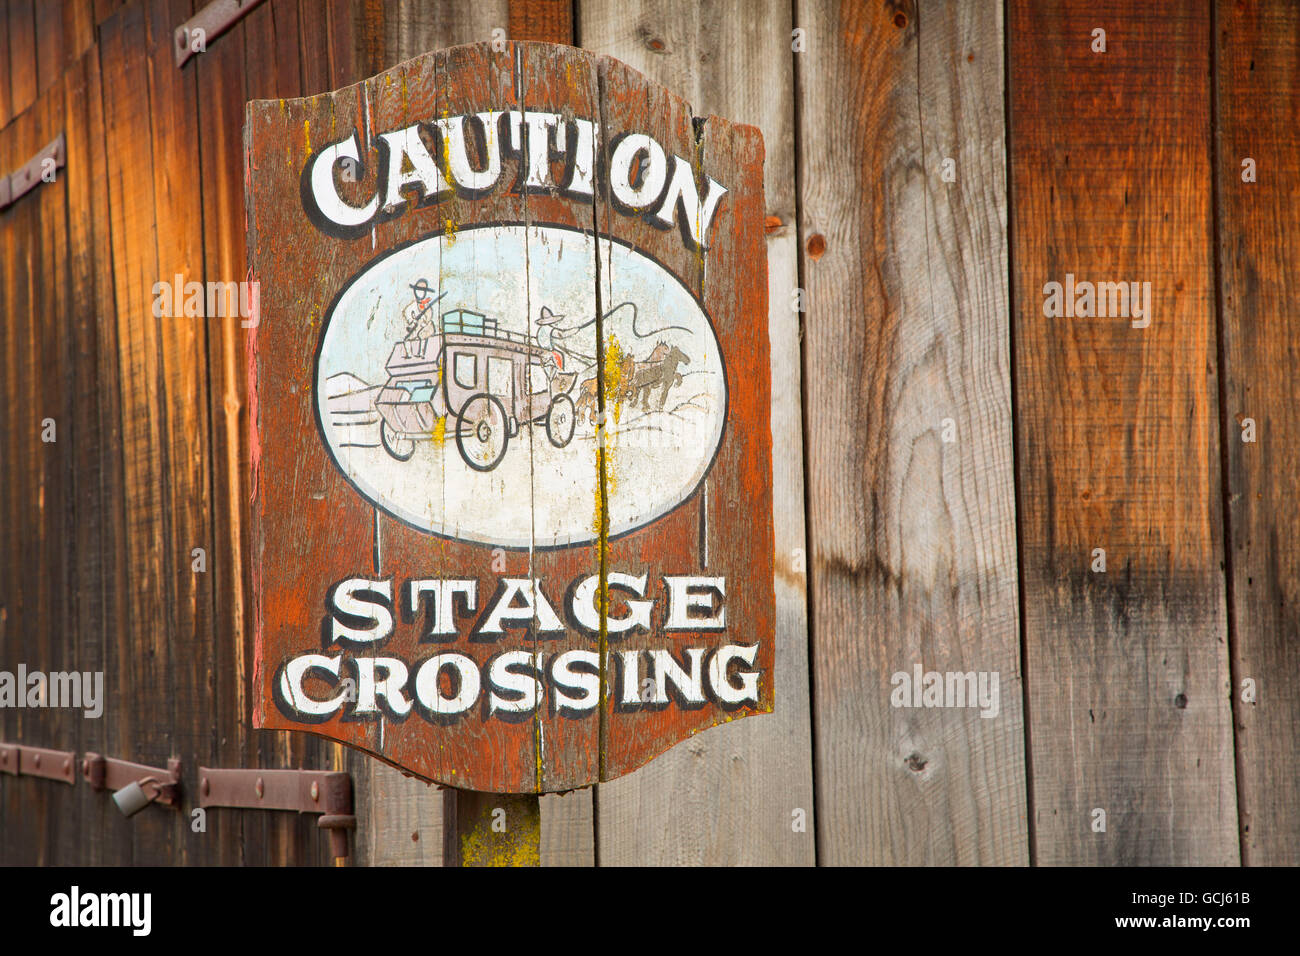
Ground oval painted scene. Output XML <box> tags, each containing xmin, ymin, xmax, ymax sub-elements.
<box><xmin>315</xmin><ymin>223</ymin><xmax>728</xmax><ymax>548</ymax></box>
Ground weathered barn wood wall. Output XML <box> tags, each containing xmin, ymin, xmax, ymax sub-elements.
<box><xmin>1213</xmin><ymin>0</ymin><xmax>1300</xmax><ymax>867</ymax></box>
<box><xmin>1</xmin><ymin>0</ymin><xmax>1296</xmax><ymax>866</ymax></box>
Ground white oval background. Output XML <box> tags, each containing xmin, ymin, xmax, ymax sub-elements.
<box><xmin>316</xmin><ymin>224</ymin><xmax>727</xmax><ymax>548</ymax></box>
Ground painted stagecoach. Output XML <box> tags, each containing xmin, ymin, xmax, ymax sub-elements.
<box><xmin>375</xmin><ymin>306</ymin><xmax>578</xmax><ymax>471</ymax></box>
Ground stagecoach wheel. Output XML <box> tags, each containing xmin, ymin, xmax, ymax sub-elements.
<box><xmin>381</xmin><ymin>420</ymin><xmax>416</xmax><ymax>461</ymax></box>
<box><xmin>546</xmin><ymin>394</ymin><xmax>576</xmax><ymax>448</ymax></box>
<box><xmin>456</xmin><ymin>393</ymin><xmax>509</xmax><ymax>471</ymax></box>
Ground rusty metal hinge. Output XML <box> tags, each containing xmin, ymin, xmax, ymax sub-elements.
<box><xmin>174</xmin><ymin>0</ymin><xmax>269</xmax><ymax>68</ymax></box>
<box><xmin>0</xmin><ymin>133</ymin><xmax>66</xmax><ymax>211</ymax></box>
<box><xmin>198</xmin><ymin>768</ymin><xmax>355</xmax><ymax>860</ymax></box>
<box><xmin>0</xmin><ymin>742</ymin><xmax>77</xmax><ymax>784</ymax></box>
<box><xmin>82</xmin><ymin>753</ymin><xmax>182</xmax><ymax>809</ymax></box>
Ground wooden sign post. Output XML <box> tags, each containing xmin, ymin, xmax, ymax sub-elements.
<box><xmin>245</xmin><ymin>41</ymin><xmax>774</xmax><ymax>864</ymax></box>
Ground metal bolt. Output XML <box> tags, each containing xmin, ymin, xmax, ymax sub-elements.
<box><xmin>255</xmin><ymin>777</ymin><xmax>264</xmax><ymax>798</ymax></box>
<box><xmin>311</xmin><ymin>781</ymin><xmax>319</xmax><ymax>802</ymax></box>
<box><xmin>33</xmin><ymin>754</ymin><xmax>40</xmax><ymax>768</ymax></box>
<box><xmin>202</xmin><ymin>777</ymin><xmax>210</xmax><ymax>797</ymax></box>
<box><xmin>64</xmin><ymin>758</ymin><xmax>71</xmax><ymax>773</ymax></box>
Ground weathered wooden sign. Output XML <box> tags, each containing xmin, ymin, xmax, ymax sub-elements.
<box><xmin>246</xmin><ymin>41</ymin><xmax>773</xmax><ymax>793</ymax></box>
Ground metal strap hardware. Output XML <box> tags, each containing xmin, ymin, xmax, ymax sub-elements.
<box><xmin>0</xmin><ymin>742</ymin><xmax>77</xmax><ymax>784</ymax></box>
<box><xmin>199</xmin><ymin>768</ymin><xmax>355</xmax><ymax>859</ymax></box>
<box><xmin>174</xmin><ymin>0</ymin><xmax>269</xmax><ymax>67</ymax></box>
<box><xmin>0</xmin><ymin>133</ymin><xmax>66</xmax><ymax>211</ymax></box>
<box><xmin>82</xmin><ymin>753</ymin><xmax>182</xmax><ymax>808</ymax></box>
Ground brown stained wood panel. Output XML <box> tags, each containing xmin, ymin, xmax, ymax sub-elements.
<box><xmin>353</xmin><ymin>0</ymin><xmax>509</xmax><ymax>78</ymax></box>
<box><xmin>61</xmin><ymin>47</ymin><xmax>131</xmax><ymax>868</ymax></box>
<box><xmin>32</xmin><ymin>74</ymin><xmax>78</xmax><ymax>866</ymax></box>
<box><xmin>93</xmin><ymin>0</ymin><xmax>124</xmax><ymax>27</ymax></box>
<box><xmin>326</xmin><ymin>0</ymin><xmax>360</xmax><ymax>90</ymax></box>
<box><xmin>0</xmin><ymin>100</ymin><xmax>39</xmax><ymax>864</ymax></box>
<box><xmin>7</xmin><ymin>0</ymin><xmax>35</xmax><ymax>120</ymax></box>
<box><xmin>1215</xmin><ymin>0</ymin><xmax>1300</xmax><ymax>866</ymax></box>
<box><xmin>61</xmin><ymin>1</ymin><xmax>96</xmax><ymax>67</ymax></box>
<box><xmin>581</xmin><ymin>0</ymin><xmax>815</xmax><ymax>867</ymax></box>
<box><xmin>0</xmin><ymin>110</ymin><xmax>22</xmax><ymax>859</ymax></box>
<box><xmin>0</xmin><ymin>6</ymin><xmax>11</xmax><ymax>128</ymax></box>
<box><xmin>34</xmin><ymin>0</ymin><xmax>62</xmax><ymax>94</ymax></box>
<box><xmin>1009</xmin><ymin>0</ymin><xmax>1237</xmax><ymax>865</ymax></box>
<box><xmin>98</xmin><ymin>2</ymin><xmax>177</xmax><ymax>863</ymax></box>
<box><xmin>297</xmin><ymin>0</ymin><xmax>333</xmax><ymax>96</ymax></box>
<box><xmin>796</xmin><ymin>0</ymin><xmax>1026</xmax><ymax>865</ymax></box>
<box><xmin>140</xmin><ymin>0</ymin><xmax>213</xmax><ymax>865</ymax></box>
<box><xmin>508</xmin><ymin>0</ymin><xmax>570</xmax><ymax>47</ymax></box>
<box><xmin>195</xmin><ymin>2</ymin><xmax>255</xmax><ymax>866</ymax></box>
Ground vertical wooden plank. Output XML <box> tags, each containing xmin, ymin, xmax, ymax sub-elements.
<box><xmin>69</xmin><ymin>38</ymin><xmax>134</xmax><ymax>867</ymax></box>
<box><xmin>35</xmin><ymin>0</ymin><xmax>63</xmax><ymax>94</ymax></box>
<box><xmin>508</xmin><ymin>0</ymin><xmax>570</xmax><ymax>46</ymax></box>
<box><xmin>580</xmin><ymin>0</ymin><xmax>816</xmax><ymax>866</ymax></box>
<box><xmin>539</xmin><ymin>787</ymin><xmax>593</xmax><ymax>865</ymax></box>
<box><xmin>137</xmin><ymin>0</ymin><xmax>214</xmax><ymax>865</ymax></box>
<box><xmin>1010</xmin><ymin>0</ymin><xmax>1237</xmax><ymax>864</ymax></box>
<box><xmin>61</xmin><ymin>1</ymin><xmax>97</xmax><ymax>65</ymax></box>
<box><xmin>296</xmin><ymin>0</ymin><xmax>332</xmax><ymax>96</ymax></box>
<box><xmin>0</xmin><ymin>109</ymin><xmax>24</xmax><ymax>860</ymax></box>
<box><xmin>98</xmin><ymin>1</ymin><xmax>174</xmax><ymax>864</ymax></box>
<box><xmin>196</xmin><ymin>0</ymin><xmax>255</xmax><ymax>870</ymax></box>
<box><xmin>33</xmin><ymin>74</ymin><xmax>80</xmax><ymax>867</ymax></box>
<box><xmin>795</xmin><ymin>0</ymin><xmax>1027</xmax><ymax>864</ymax></box>
<box><xmin>515</xmin><ymin>37</ymin><xmax>602</xmax><ymax>798</ymax></box>
<box><xmin>0</xmin><ymin>101</ymin><xmax>41</xmax><ymax>865</ymax></box>
<box><xmin>90</xmin><ymin>0</ymin><xmax>222</xmax><ymax>864</ymax></box>
<box><xmin>0</xmin><ymin>103</ymin><xmax>14</xmax><ymax>861</ymax></box>
<box><xmin>1214</xmin><ymin>0</ymin><xmax>1300</xmax><ymax>866</ymax></box>
<box><xmin>242</xmin><ymin>0</ymin><xmax>337</xmax><ymax>868</ymax></box>
<box><xmin>0</xmin><ymin>5</ymin><xmax>11</xmax><ymax>129</ymax></box>
<box><xmin>61</xmin><ymin>46</ymin><xmax>130</xmax><ymax>868</ymax></box>
<box><xmin>505</xmin><ymin>6</ymin><xmax>595</xmax><ymax>869</ymax></box>
<box><xmin>361</xmin><ymin>0</ymin><xmax>509</xmax><ymax>69</ymax></box>
<box><xmin>7</xmin><ymin>0</ymin><xmax>35</xmax><ymax>119</ymax></box>
<box><xmin>326</xmin><ymin>0</ymin><xmax>359</xmax><ymax>88</ymax></box>
<box><xmin>93</xmin><ymin>0</ymin><xmax>123</xmax><ymax>26</ymax></box>
<box><xmin>337</xmin><ymin>2</ymin><xmax>505</xmax><ymax>871</ymax></box>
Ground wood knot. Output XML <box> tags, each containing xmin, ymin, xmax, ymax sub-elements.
<box><xmin>905</xmin><ymin>752</ymin><xmax>928</xmax><ymax>773</ymax></box>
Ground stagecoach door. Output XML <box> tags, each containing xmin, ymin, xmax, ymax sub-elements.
<box><xmin>487</xmin><ymin>356</ymin><xmax>514</xmax><ymax>406</ymax></box>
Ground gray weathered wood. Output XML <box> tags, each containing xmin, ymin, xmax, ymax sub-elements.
<box><xmin>581</xmin><ymin>0</ymin><xmax>817</xmax><ymax>866</ymax></box>
<box><xmin>1213</xmin><ymin>0</ymin><xmax>1297</xmax><ymax>866</ymax></box>
<box><xmin>796</xmin><ymin>0</ymin><xmax>1027</xmax><ymax>864</ymax></box>
<box><xmin>1009</xmin><ymin>0</ymin><xmax>1237</xmax><ymax>865</ymax></box>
